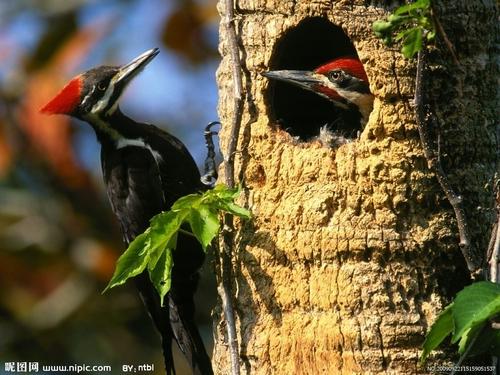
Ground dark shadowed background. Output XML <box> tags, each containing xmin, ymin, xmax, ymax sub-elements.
<box><xmin>0</xmin><ymin>0</ymin><xmax>219</xmax><ymax>374</ymax></box>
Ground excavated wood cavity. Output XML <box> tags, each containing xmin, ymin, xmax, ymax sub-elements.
<box><xmin>264</xmin><ymin>17</ymin><xmax>364</xmax><ymax>142</ymax></box>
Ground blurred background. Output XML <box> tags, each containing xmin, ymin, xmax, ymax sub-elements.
<box><xmin>0</xmin><ymin>0</ymin><xmax>219</xmax><ymax>373</ymax></box>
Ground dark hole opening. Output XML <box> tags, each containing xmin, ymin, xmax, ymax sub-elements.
<box><xmin>265</xmin><ymin>17</ymin><xmax>362</xmax><ymax>141</ymax></box>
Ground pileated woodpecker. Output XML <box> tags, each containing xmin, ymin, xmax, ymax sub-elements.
<box><xmin>41</xmin><ymin>48</ymin><xmax>213</xmax><ymax>375</ymax></box>
<box><xmin>263</xmin><ymin>57</ymin><xmax>373</xmax><ymax>145</ymax></box>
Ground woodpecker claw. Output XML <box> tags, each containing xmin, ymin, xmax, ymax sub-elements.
<box><xmin>201</xmin><ymin>121</ymin><xmax>221</xmax><ymax>186</ymax></box>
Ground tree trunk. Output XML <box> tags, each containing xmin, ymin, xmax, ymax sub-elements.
<box><xmin>214</xmin><ymin>1</ymin><xmax>498</xmax><ymax>373</ymax></box>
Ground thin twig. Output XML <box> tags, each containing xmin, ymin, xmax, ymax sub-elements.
<box><xmin>488</xmin><ymin>189</ymin><xmax>500</xmax><ymax>282</ymax></box>
<box><xmin>219</xmin><ymin>218</ymin><xmax>240</xmax><ymax>374</ymax></box>
<box><xmin>430</xmin><ymin>6</ymin><xmax>460</xmax><ymax>67</ymax></box>
<box><xmin>488</xmin><ymin>221</ymin><xmax>500</xmax><ymax>282</ymax></box>
<box><xmin>414</xmin><ymin>50</ymin><xmax>476</xmax><ymax>273</ymax></box>
<box><xmin>223</xmin><ymin>0</ymin><xmax>244</xmax><ymax>189</ymax></box>
<box><xmin>178</xmin><ymin>228</ymin><xmax>197</xmax><ymax>239</ymax></box>
<box><xmin>216</xmin><ymin>0</ymin><xmax>245</xmax><ymax>374</ymax></box>
<box><xmin>212</xmin><ymin>238</ymin><xmax>239</xmax><ymax>369</ymax></box>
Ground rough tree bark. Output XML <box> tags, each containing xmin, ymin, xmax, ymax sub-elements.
<box><xmin>214</xmin><ymin>0</ymin><xmax>498</xmax><ymax>374</ymax></box>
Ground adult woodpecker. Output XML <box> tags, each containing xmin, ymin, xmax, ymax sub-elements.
<box><xmin>41</xmin><ymin>48</ymin><xmax>213</xmax><ymax>375</ymax></box>
<box><xmin>263</xmin><ymin>57</ymin><xmax>373</xmax><ymax>144</ymax></box>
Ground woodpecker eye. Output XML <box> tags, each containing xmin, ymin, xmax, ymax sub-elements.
<box><xmin>328</xmin><ymin>71</ymin><xmax>342</xmax><ymax>81</ymax></box>
<box><xmin>97</xmin><ymin>83</ymin><xmax>107</xmax><ymax>91</ymax></box>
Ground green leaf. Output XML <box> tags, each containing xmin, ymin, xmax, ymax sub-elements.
<box><xmin>452</xmin><ymin>282</ymin><xmax>500</xmax><ymax>343</ymax></box>
<box><xmin>420</xmin><ymin>303</ymin><xmax>454</xmax><ymax>364</ymax></box>
<box><xmin>149</xmin><ymin>210</ymin><xmax>183</xmax><ymax>253</ymax></box>
<box><xmin>171</xmin><ymin>193</ymin><xmax>202</xmax><ymax>211</ymax></box>
<box><xmin>387</xmin><ymin>14</ymin><xmax>410</xmax><ymax>25</ymax></box>
<box><xmin>104</xmin><ymin>230</ymin><xmax>151</xmax><ymax>293</ymax></box>
<box><xmin>401</xmin><ymin>27</ymin><xmax>423</xmax><ymax>58</ymax></box>
<box><xmin>395</xmin><ymin>0</ymin><xmax>430</xmax><ymax>16</ymax></box>
<box><xmin>216</xmin><ymin>200</ymin><xmax>252</xmax><ymax>219</ymax></box>
<box><xmin>458</xmin><ymin>322</ymin><xmax>485</xmax><ymax>355</ymax></box>
<box><xmin>212</xmin><ymin>184</ymin><xmax>240</xmax><ymax>200</ymax></box>
<box><xmin>149</xmin><ymin>248</ymin><xmax>173</xmax><ymax>305</ymax></box>
<box><xmin>395</xmin><ymin>28</ymin><xmax>413</xmax><ymax>42</ymax></box>
<box><xmin>418</xmin><ymin>15</ymin><xmax>433</xmax><ymax>30</ymax></box>
<box><xmin>372</xmin><ymin>0</ymin><xmax>433</xmax><ymax>58</ymax></box>
<box><xmin>383</xmin><ymin>36</ymin><xmax>393</xmax><ymax>46</ymax></box>
<box><xmin>148</xmin><ymin>232</ymin><xmax>177</xmax><ymax>272</ymax></box>
<box><xmin>372</xmin><ymin>20</ymin><xmax>394</xmax><ymax>37</ymax></box>
<box><xmin>148</xmin><ymin>246</ymin><xmax>163</xmax><ymax>273</ymax></box>
<box><xmin>188</xmin><ymin>204</ymin><xmax>220</xmax><ymax>250</ymax></box>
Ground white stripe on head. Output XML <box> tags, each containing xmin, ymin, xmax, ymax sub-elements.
<box><xmin>90</xmin><ymin>80</ymin><xmax>116</xmax><ymax>115</ymax></box>
<box><xmin>318</xmin><ymin>75</ymin><xmax>373</xmax><ymax>123</ymax></box>
<box><xmin>81</xmin><ymin>85</ymin><xmax>96</xmax><ymax>108</ymax></box>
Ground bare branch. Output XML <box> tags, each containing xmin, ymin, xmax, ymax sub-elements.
<box><xmin>414</xmin><ymin>50</ymin><xmax>477</xmax><ymax>273</ymax></box>
<box><xmin>215</xmin><ymin>1</ymin><xmax>246</xmax><ymax>374</ymax></box>
<box><xmin>212</xmin><ymin>237</ymin><xmax>239</xmax><ymax>373</ymax></box>
<box><xmin>218</xmin><ymin>218</ymin><xmax>240</xmax><ymax>375</ymax></box>
<box><xmin>430</xmin><ymin>7</ymin><xmax>460</xmax><ymax>67</ymax></box>
<box><xmin>488</xmin><ymin>189</ymin><xmax>500</xmax><ymax>282</ymax></box>
<box><xmin>488</xmin><ymin>221</ymin><xmax>500</xmax><ymax>281</ymax></box>
<box><xmin>223</xmin><ymin>0</ymin><xmax>244</xmax><ymax>189</ymax></box>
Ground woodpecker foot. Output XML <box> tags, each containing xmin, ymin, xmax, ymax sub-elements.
<box><xmin>201</xmin><ymin>121</ymin><xmax>221</xmax><ymax>186</ymax></box>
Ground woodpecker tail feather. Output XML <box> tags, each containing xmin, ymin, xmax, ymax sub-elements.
<box><xmin>133</xmin><ymin>272</ymin><xmax>176</xmax><ymax>375</ymax></box>
<box><xmin>134</xmin><ymin>270</ymin><xmax>213</xmax><ymax>375</ymax></box>
<box><xmin>169</xmin><ymin>272</ymin><xmax>213</xmax><ymax>375</ymax></box>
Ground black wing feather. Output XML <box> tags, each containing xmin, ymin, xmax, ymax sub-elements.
<box><xmin>101</xmin><ymin>130</ymin><xmax>212</xmax><ymax>375</ymax></box>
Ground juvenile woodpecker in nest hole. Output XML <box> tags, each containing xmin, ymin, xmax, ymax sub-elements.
<box><xmin>263</xmin><ymin>56</ymin><xmax>374</xmax><ymax>146</ymax></box>
<box><xmin>41</xmin><ymin>48</ymin><xmax>213</xmax><ymax>375</ymax></box>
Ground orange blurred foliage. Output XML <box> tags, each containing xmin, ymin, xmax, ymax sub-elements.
<box><xmin>162</xmin><ymin>0</ymin><xmax>218</xmax><ymax>64</ymax></box>
<box><xmin>0</xmin><ymin>120</ymin><xmax>13</xmax><ymax>177</ymax></box>
<box><xmin>17</xmin><ymin>16</ymin><xmax>114</xmax><ymax>189</ymax></box>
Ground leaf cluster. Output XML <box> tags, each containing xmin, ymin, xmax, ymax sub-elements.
<box><xmin>421</xmin><ymin>282</ymin><xmax>500</xmax><ymax>364</ymax></box>
<box><xmin>103</xmin><ymin>184</ymin><xmax>251</xmax><ymax>304</ymax></box>
<box><xmin>372</xmin><ymin>0</ymin><xmax>435</xmax><ymax>59</ymax></box>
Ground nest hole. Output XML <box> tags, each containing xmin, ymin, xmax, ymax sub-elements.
<box><xmin>265</xmin><ymin>17</ymin><xmax>363</xmax><ymax>141</ymax></box>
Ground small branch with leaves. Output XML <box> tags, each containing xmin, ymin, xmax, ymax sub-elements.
<box><xmin>104</xmin><ymin>184</ymin><xmax>251</xmax><ymax>303</ymax></box>
<box><xmin>373</xmin><ymin>0</ymin><xmax>435</xmax><ymax>59</ymax></box>
<box><xmin>420</xmin><ymin>281</ymin><xmax>500</xmax><ymax>365</ymax></box>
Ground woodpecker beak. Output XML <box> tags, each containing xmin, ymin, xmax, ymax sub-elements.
<box><xmin>113</xmin><ymin>48</ymin><xmax>160</xmax><ymax>88</ymax></box>
<box><xmin>262</xmin><ymin>70</ymin><xmax>324</xmax><ymax>94</ymax></box>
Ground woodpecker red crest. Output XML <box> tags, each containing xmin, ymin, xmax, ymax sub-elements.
<box><xmin>314</xmin><ymin>57</ymin><xmax>369</xmax><ymax>82</ymax></box>
<box><xmin>263</xmin><ymin>56</ymin><xmax>374</xmax><ymax>128</ymax></box>
<box><xmin>41</xmin><ymin>76</ymin><xmax>82</xmax><ymax>115</ymax></box>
